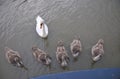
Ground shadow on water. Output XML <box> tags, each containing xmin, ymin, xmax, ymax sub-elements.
<box><xmin>90</xmin><ymin>61</ymin><xmax>96</xmax><ymax>68</ymax></box>
<box><xmin>73</xmin><ymin>57</ymin><xmax>79</xmax><ymax>62</ymax></box>
<box><xmin>47</xmin><ymin>64</ymin><xmax>52</xmax><ymax>70</ymax></box>
<box><xmin>22</xmin><ymin>65</ymin><xmax>28</xmax><ymax>71</ymax></box>
<box><xmin>62</xmin><ymin>66</ymin><xmax>70</xmax><ymax>71</ymax></box>
<box><xmin>43</xmin><ymin>38</ymin><xmax>49</xmax><ymax>50</ymax></box>
<box><xmin>90</xmin><ymin>58</ymin><xmax>102</xmax><ymax>69</ymax></box>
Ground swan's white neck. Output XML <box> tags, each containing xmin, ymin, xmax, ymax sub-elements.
<box><xmin>40</xmin><ymin>24</ymin><xmax>46</xmax><ymax>36</ymax></box>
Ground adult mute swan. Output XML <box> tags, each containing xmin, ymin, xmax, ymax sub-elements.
<box><xmin>36</xmin><ymin>16</ymin><xmax>48</xmax><ymax>38</ymax></box>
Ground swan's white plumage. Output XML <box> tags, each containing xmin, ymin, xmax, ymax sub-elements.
<box><xmin>36</xmin><ymin>16</ymin><xmax>48</xmax><ymax>38</ymax></box>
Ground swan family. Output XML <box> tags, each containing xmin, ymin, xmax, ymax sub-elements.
<box><xmin>5</xmin><ymin>16</ymin><xmax>104</xmax><ymax>69</ymax></box>
<box><xmin>5</xmin><ymin>38</ymin><xmax>104</xmax><ymax>69</ymax></box>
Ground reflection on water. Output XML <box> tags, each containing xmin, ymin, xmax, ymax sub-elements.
<box><xmin>0</xmin><ymin>0</ymin><xmax>120</xmax><ymax>79</ymax></box>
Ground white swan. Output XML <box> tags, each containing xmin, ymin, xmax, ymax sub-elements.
<box><xmin>36</xmin><ymin>16</ymin><xmax>48</xmax><ymax>38</ymax></box>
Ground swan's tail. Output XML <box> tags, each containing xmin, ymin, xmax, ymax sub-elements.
<box><xmin>21</xmin><ymin>65</ymin><xmax>28</xmax><ymax>70</ymax></box>
<box><xmin>36</xmin><ymin>16</ymin><xmax>44</xmax><ymax>23</ymax></box>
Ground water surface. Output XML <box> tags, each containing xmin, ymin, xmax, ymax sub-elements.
<box><xmin>0</xmin><ymin>0</ymin><xmax>120</xmax><ymax>79</ymax></box>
